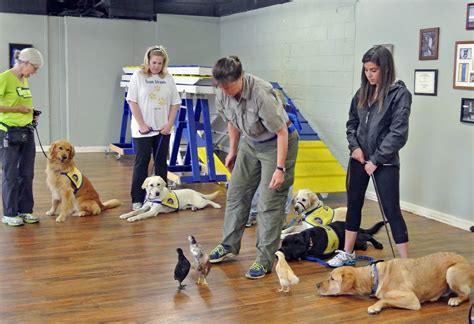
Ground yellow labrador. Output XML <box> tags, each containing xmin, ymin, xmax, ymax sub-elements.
<box><xmin>316</xmin><ymin>252</ymin><xmax>472</xmax><ymax>314</ymax></box>
<box><xmin>119</xmin><ymin>176</ymin><xmax>221</xmax><ymax>222</ymax></box>
<box><xmin>281</xmin><ymin>189</ymin><xmax>346</xmax><ymax>239</ymax></box>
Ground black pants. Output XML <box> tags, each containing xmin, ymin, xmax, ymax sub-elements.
<box><xmin>0</xmin><ymin>130</ymin><xmax>36</xmax><ymax>217</ymax></box>
<box><xmin>345</xmin><ymin>158</ymin><xmax>409</xmax><ymax>244</ymax></box>
<box><xmin>131</xmin><ymin>134</ymin><xmax>170</xmax><ymax>204</ymax></box>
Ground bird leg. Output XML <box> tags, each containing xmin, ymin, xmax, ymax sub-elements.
<box><xmin>278</xmin><ymin>285</ymin><xmax>284</xmax><ymax>292</ymax></box>
<box><xmin>179</xmin><ymin>283</ymin><xmax>186</xmax><ymax>290</ymax></box>
<box><xmin>202</xmin><ymin>278</ymin><xmax>208</xmax><ymax>285</ymax></box>
<box><xmin>284</xmin><ymin>286</ymin><xmax>290</xmax><ymax>293</ymax></box>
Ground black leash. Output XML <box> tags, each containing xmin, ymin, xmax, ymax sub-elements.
<box><xmin>370</xmin><ymin>173</ymin><xmax>396</xmax><ymax>258</ymax></box>
<box><xmin>33</xmin><ymin>125</ymin><xmax>49</xmax><ymax>159</ymax></box>
<box><xmin>139</xmin><ymin>128</ymin><xmax>164</xmax><ymax>177</ymax></box>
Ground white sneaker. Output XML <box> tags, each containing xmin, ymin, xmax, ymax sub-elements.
<box><xmin>132</xmin><ymin>202</ymin><xmax>143</xmax><ymax>211</ymax></box>
<box><xmin>327</xmin><ymin>250</ymin><xmax>356</xmax><ymax>267</ymax></box>
<box><xmin>2</xmin><ymin>216</ymin><xmax>24</xmax><ymax>227</ymax></box>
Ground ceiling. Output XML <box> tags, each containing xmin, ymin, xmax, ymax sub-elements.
<box><xmin>0</xmin><ymin>0</ymin><xmax>291</xmax><ymax>20</ymax></box>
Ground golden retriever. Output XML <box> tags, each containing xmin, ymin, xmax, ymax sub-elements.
<box><xmin>45</xmin><ymin>140</ymin><xmax>121</xmax><ymax>222</ymax></box>
<box><xmin>281</xmin><ymin>189</ymin><xmax>346</xmax><ymax>239</ymax></box>
<box><xmin>316</xmin><ymin>252</ymin><xmax>473</xmax><ymax>314</ymax></box>
<box><xmin>119</xmin><ymin>176</ymin><xmax>221</xmax><ymax>222</ymax></box>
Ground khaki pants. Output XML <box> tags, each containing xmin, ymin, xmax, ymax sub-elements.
<box><xmin>221</xmin><ymin>131</ymin><xmax>298</xmax><ymax>270</ymax></box>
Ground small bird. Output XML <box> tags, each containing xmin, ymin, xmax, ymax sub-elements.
<box><xmin>188</xmin><ymin>235</ymin><xmax>211</xmax><ymax>285</ymax></box>
<box><xmin>275</xmin><ymin>250</ymin><xmax>299</xmax><ymax>293</ymax></box>
<box><xmin>174</xmin><ymin>248</ymin><xmax>191</xmax><ymax>290</ymax></box>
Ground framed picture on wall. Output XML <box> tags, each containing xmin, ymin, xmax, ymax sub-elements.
<box><xmin>414</xmin><ymin>69</ymin><xmax>438</xmax><ymax>96</ymax></box>
<box><xmin>460</xmin><ymin>98</ymin><xmax>474</xmax><ymax>123</ymax></box>
<box><xmin>419</xmin><ymin>28</ymin><xmax>439</xmax><ymax>60</ymax></box>
<box><xmin>9</xmin><ymin>43</ymin><xmax>32</xmax><ymax>68</ymax></box>
<box><xmin>467</xmin><ymin>3</ymin><xmax>474</xmax><ymax>30</ymax></box>
<box><xmin>453</xmin><ymin>41</ymin><xmax>474</xmax><ymax>90</ymax></box>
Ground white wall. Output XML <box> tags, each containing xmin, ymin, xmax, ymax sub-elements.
<box><xmin>355</xmin><ymin>0</ymin><xmax>473</xmax><ymax>228</ymax></box>
<box><xmin>1</xmin><ymin>13</ymin><xmax>220</xmax><ymax>146</ymax></box>
<box><xmin>220</xmin><ymin>0</ymin><xmax>473</xmax><ymax>228</ymax></box>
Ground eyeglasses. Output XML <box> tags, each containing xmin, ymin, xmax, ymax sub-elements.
<box><xmin>29</xmin><ymin>62</ymin><xmax>40</xmax><ymax>71</ymax></box>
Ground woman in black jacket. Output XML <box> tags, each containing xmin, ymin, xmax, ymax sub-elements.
<box><xmin>328</xmin><ymin>45</ymin><xmax>412</xmax><ymax>267</ymax></box>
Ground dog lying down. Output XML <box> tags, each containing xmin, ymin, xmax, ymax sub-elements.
<box><xmin>280</xmin><ymin>221</ymin><xmax>384</xmax><ymax>261</ymax></box>
<box><xmin>316</xmin><ymin>252</ymin><xmax>473</xmax><ymax>314</ymax></box>
<box><xmin>119</xmin><ymin>176</ymin><xmax>221</xmax><ymax>222</ymax></box>
<box><xmin>46</xmin><ymin>140</ymin><xmax>121</xmax><ymax>222</ymax></box>
<box><xmin>281</xmin><ymin>189</ymin><xmax>347</xmax><ymax>239</ymax></box>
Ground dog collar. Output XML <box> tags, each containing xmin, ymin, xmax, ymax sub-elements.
<box><xmin>370</xmin><ymin>263</ymin><xmax>379</xmax><ymax>296</ymax></box>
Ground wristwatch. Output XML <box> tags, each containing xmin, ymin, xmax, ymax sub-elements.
<box><xmin>276</xmin><ymin>166</ymin><xmax>286</xmax><ymax>173</ymax></box>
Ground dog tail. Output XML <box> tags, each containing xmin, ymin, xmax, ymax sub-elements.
<box><xmin>101</xmin><ymin>199</ymin><xmax>122</xmax><ymax>210</ymax></box>
<box><xmin>360</xmin><ymin>221</ymin><xmax>386</xmax><ymax>235</ymax></box>
<box><xmin>199</xmin><ymin>191</ymin><xmax>220</xmax><ymax>201</ymax></box>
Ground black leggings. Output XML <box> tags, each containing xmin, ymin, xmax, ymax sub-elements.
<box><xmin>131</xmin><ymin>134</ymin><xmax>170</xmax><ymax>204</ymax></box>
<box><xmin>346</xmin><ymin>158</ymin><xmax>409</xmax><ymax>244</ymax></box>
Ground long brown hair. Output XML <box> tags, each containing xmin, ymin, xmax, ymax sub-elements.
<box><xmin>358</xmin><ymin>45</ymin><xmax>395</xmax><ymax>111</ymax></box>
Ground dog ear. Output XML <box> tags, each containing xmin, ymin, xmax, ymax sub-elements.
<box><xmin>48</xmin><ymin>142</ymin><xmax>57</xmax><ymax>157</ymax></box>
<box><xmin>141</xmin><ymin>177</ymin><xmax>150</xmax><ymax>189</ymax></box>
<box><xmin>70</xmin><ymin>143</ymin><xmax>75</xmax><ymax>159</ymax></box>
<box><xmin>340</xmin><ymin>269</ymin><xmax>355</xmax><ymax>293</ymax></box>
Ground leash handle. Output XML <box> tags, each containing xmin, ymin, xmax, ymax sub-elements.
<box><xmin>139</xmin><ymin>128</ymin><xmax>161</xmax><ymax>135</ymax></box>
<box><xmin>370</xmin><ymin>173</ymin><xmax>396</xmax><ymax>259</ymax></box>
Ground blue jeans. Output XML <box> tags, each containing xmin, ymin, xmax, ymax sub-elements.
<box><xmin>0</xmin><ymin>130</ymin><xmax>36</xmax><ymax>217</ymax></box>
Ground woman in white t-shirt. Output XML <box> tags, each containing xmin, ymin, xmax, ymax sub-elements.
<box><xmin>126</xmin><ymin>46</ymin><xmax>181</xmax><ymax>210</ymax></box>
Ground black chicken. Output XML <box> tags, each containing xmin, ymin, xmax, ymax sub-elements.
<box><xmin>174</xmin><ymin>248</ymin><xmax>191</xmax><ymax>289</ymax></box>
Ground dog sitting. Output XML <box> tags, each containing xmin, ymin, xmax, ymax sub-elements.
<box><xmin>281</xmin><ymin>189</ymin><xmax>347</xmax><ymax>239</ymax></box>
<box><xmin>45</xmin><ymin>140</ymin><xmax>121</xmax><ymax>223</ymax></box>
<box><xmin>280</xmin><ymin>221</ymin><xmax>384</xmax><ymax>262</ymax></box>
<box><xmin>119</xmin><ymin>176</ymin><xmax>221</xmax><ymax>222</ymax></box>
<box><xmin>316</xmin><ymin>252</ymin><xmax>473</xmax><ymax>314</ymax></box>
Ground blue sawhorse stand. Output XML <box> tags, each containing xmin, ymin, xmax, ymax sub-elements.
<box><xmin>168</xmin><ymin>97</ymin><xmax>227</xmax><ymax>184</ymax></box>
<box><xmin>109</xmin><ymin>92</ymin><xmax>135</xmax><ymax>159</ymax></box>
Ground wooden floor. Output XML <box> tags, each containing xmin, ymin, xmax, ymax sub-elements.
<box><xmin>0</xmin><ymin>152</ymin><xmax>472</xmax><ymax>323</ymax></box>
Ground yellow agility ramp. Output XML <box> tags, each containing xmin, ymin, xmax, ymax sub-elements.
<box><xmin>293</xmin><ymin>141</ymin><xmax>346</xmax><ymax>193</ymax></box>
<box><xmin>197</xmin><ymin>147</ymin><xmax>230</xmax><ymax>181</ymax></box>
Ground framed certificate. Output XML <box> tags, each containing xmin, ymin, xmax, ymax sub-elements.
<box><xmin>414</xmin><ymin>69</ymin><xmax>438</xmax><ymax>96</ymax></box>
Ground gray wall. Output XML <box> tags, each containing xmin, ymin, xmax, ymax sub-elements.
<box><xmin>220</xmin><ymin>0</ymin><xmax>473</xmax><ymax>228</ymax></box>
<box><xmin>1</xmin><ymin>13</ymin><xmax>220</xmax><ymax>145</ymax></box>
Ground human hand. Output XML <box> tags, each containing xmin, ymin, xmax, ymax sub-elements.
<box><xmin>16</xmin><ymin>106</ymin><xmax>31</xmax><ymax>113</ymax></box>
<box><xmin>159</xmin><ymin>123</ymin><xmax>172</xmax><ymax>135</ymax></box>
<box><xmin>225</xmin><ymin>151</ymin><xmax>237</xmax><ymax>172</ymax></box>
<box><xmin>351</xmin><ymin>148</ymin><xmax>365</xmax><ymax>164</ymax></box>
<box><xmin>269</xmin><ymin>169</ymin><xmax>285</xmax><ymax>189</ymax></box>
<box><xmin>139</xmin><ymin>124</ymin><xmax>152</xmax><ymax>134</ymax></box>
<box><xmin>364</xmin><ymin>160</ymin><xmax>377</xmax><ymax>175</ymax></box>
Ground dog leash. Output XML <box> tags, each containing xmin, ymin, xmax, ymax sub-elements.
<box><xmin>305</xmin><ymin>255</ymin><xmax>375</xmax><ymax>267</ymax></box>
<box><xmin>138</xmin><ymin>129</ymin><xmax>165</xmax><ymax>177</ymax></box>
<box><xmin>370</xmin><ymin>173</ymin><xmax>396</xmax><ymax>258</ymax></box>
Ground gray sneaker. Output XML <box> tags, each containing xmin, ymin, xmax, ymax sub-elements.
<box><xmin>132</xmin><ymin>202</ymin><xmax>143</xmax><ymax>211</ymax></box>
<box><xmin>246</xmin><ymin>213</ymin><xmax>257</xmax><ymax>227</ymax></box>
<box><xmin>2</xmin><ymin>216</ymin><xmax>24</xmax><ymax>227</ymax></box>
<box><xmin>19</xmin><ymin>213</ymin><xmax>40</xmax><ymax>224</ymax></box>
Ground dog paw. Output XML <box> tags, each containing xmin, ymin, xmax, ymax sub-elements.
<box><xmin>367</xmin><ymin>305</ymin><xmax>381</xmax><ymax>314</ymax></box>
<box><xmin>448</xmin><ymin>297</ymin><xmax>462</xmax><ymax>307</ymax></box>
<box><xmin>127</xmin><ymin>217</ymin><xmax>139</xmax><ymax>222</ymax></box>
<box><xmin>215</xmin><ymin>204</ymin><xmax>221</xmax><ymax>209</ymax></box>
<box><xmin>45</xmin><ymin>210</ymin><xmax>55</xmax><ymax>216</ymax></box>
<box><xmin>119</xmin><ymin>214</ymin><xmax>129</xmax><ymax>219</ymax></box>
<box><xmin>55</xmin><ymin>216</ymin><xmax>65</xmax><ymax>223</ymax></box>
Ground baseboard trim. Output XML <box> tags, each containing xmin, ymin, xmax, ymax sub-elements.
<box><xmin>365</xmin><ymin>191</ymin><xmax>472</xmax><ymax>232</ymax></box>
<box><xmin>36</xmin><ymin>146</ymin><xmax>109</xmax><ymax>153</ymax></box>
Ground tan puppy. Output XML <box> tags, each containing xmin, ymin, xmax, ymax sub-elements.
<box><xmin>119</xmin><ymin>176</ymin><xmax>221</xmax><ymax>222</ymax></box>
<box><xmin>316</xmin><ymin>252</ymin><xmax>473</xmax><ymax>314</ymax></box>
<box><xmin>46</xmin><ymin>140</ymin><xmax>121</xmax><ymax>222</ymax></box>
<box><xmin>281</xmin><ymin>189</ymin><xmax>346</xmax><ymax>238</ymax></box>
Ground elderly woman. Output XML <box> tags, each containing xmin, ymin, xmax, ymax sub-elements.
<box><xmin>0</xmin><ymin>48</ymin><xmax>43</xmax><ymax>226</ymax></box>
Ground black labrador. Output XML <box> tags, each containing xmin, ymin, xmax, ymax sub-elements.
<box><xmin>279</xmin><ymin>221</ymin><xmax>384</xmax><ymax>261</ymax></box>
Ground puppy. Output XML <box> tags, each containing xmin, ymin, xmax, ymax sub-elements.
<box><xmin>45</xmin><ymin>140</ymin><xmax>121</xmax><ymax>222</ymax></box>
<box><xmin>281</xmin><ymin>189</ymin><xmax>346</xmax><ymax>239</ymax></box>
<box><xmin>119</xmin><ymin>176</ymin><xmax>221</xmax><ymax>222</ymax></box>
<box><xmin>280</xmin><ymin>221</ymin><xmax>384</xmax><ymax>261</ymax></box>
<box><xmin>316</xmin><ymin>252</ymin><xmax>473</xmax><ymax>314</ymax></box>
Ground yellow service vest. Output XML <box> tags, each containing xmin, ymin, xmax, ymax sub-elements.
<box><xmin>321</xmin><ymin>225</ymin><xmax>340</xmax><ymax>255</ymax></box>
<box><xmin>150</xmin><ymin>191</ymin><xmax>179</xmax><ymax>211</ymax></box>
<box><xmin>303</xmin><ymin>205</ymin><xmax>335</xmax><ymax>227</ymax></box>
<box><xmin>61</xmin><ymin>167</ymin><xmax>83</xmax><ymax>194</ymax></box>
